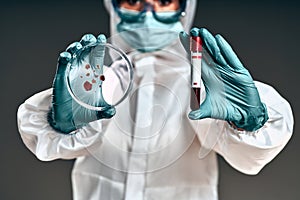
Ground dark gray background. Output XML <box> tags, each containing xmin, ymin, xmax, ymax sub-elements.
<box><xmin>1</xmin><ymin>0</ymin><xmax>299</xmax><ymax>199</ymax></box>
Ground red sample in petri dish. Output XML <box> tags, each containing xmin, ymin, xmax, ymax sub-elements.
<box><xmin>100</xmin><ymin>75</ymin><xmax>105</xmax><ymax>81</ymax></box>
<box><xmin>85</xmin><ymin>64</ymin><xmax>91</xmax><ymax>69</ymax></box>
<box><xmin>83</xmin><ymin>81</ymin><xmax>93</xmax><ymax>91</ymax></box>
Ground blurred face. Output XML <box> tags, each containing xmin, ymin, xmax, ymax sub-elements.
<box><xmin>119</xmin><ymin>0</ymin><xmax>180</xmax><ymax>12</ymax></box>
<box><xmin>115</xmin><ymin>0</ymin><xmax>185</xmax><ymax>52</ymax></box>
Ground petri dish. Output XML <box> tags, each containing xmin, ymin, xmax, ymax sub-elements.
<box><xmin>66</xmin><ymin>42</ymin><xmax>134</xmax><ymax>111</ymax></box>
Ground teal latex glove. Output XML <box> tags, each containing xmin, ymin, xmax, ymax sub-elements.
<box><xmin>48</xmin><ymin>34</ymin><xmax>116</xmax><ymax>134</ymax></box>
<box><xmin>180</xmin><ymin>28</ymin><xmax>268</xmax><ymax>131</ymax></box>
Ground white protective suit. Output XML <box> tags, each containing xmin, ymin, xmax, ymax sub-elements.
<box><xmin>17</xmin><ymin>0</ymin><xmax>294</xmax><ymax>199</ymax></box>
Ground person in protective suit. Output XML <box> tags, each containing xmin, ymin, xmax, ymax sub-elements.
<box><xmin>17</xmin><ymin>0</ymin><xmax>294</xmax><ymax>199</ymax></box>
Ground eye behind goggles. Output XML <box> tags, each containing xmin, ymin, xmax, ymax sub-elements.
<box><xmin>112</xmin><ymin>0</ymin><xmax>187</xmax><ymax>23</ymax></box>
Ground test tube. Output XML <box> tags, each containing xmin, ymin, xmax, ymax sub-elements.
<box><xmin>190</xmin><ymin>34</ymin><xmax>203</xmax><ymax>110</ymax></box>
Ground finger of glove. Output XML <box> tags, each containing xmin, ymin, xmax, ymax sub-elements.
<box><xmin>66</xmin><ymin>42</ymin><xmax>83</xmax><ymax>55</ymax></box>
<box><xmin>179</xmin><ymin>31</ymin><xmax>190</xmax><ymax>53</ymax></box>
<box><xmin>198</xmin><ymin>28</ymin><xmax>227</xmax><ymax>66</ymax></box>
<box><xmin>188</xmin><ymin>100</ymin><xmax>211</xmax><ymax>120</ymax></box>
<box><xmin>215</xmin><ymin>34</ymin><xmax>244</xmax><ymax>70</ymax></box>
<box><xmin>80</xmin><ymin>34</ymin><xmax>97</xmax><ymax>47</ymax></box>
<box><xmin>190</xmin><ymin>27</ymin><xmax>200</xmax><ymax>37</ymax></box>
<box><xmin>97</xmin><ymin>34</ymin><xmax>107</xmax><ymax>44</ymax></box>
<box><xmin>52</xmin><ymin>52</ymin><xmax>72</xmax><ymax>103</ymax></box>
<box><xmin>97</xmin><ymin>106</ymin><xmax>116</xmax><ymax>119</ymax></box>
<box><xmin>55</xmin><ymin>51</ymin><xmax>72</xmax><ymax>76</ymax></box>
<box><xmin>89</xmin><ymin>34</ymin><xmax>107</xmax><ymax>73</ymax></box>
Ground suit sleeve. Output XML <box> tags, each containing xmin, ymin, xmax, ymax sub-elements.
<box><xmin>17</xmin><ymin>88</ymin><xmax>109</xmax><ymax>161</ymax></box>
<box><xmin>197</xmin><ymin>81</ymin><xmax>294</xmax><ymax>175</ymax></box>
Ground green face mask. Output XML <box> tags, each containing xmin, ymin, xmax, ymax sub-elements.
<box><xmin>117</xmin><ymin>9</ymin><xmax>184</xmax><ymax>52</ymax></box>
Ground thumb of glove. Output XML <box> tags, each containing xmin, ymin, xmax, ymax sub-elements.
<box><xmin>179</xmin><ymin>31</ymin><xmax>190</xmax><ymax>53</ymax></box>
<box><xmin>97</xmin><ymin>106</ymin><xmax>116</xmax><ymax>119</ymax></box>
<box><xmin>188</xmin><ymin>99</ymin><xmax>212</xmax><ymax>120</ymax></box>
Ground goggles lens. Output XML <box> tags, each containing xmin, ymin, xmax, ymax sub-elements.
<box><xmin>113</xmin><ymin>0</ymin><xmax>186</xmax><ymax>23</ymax></box>
<box><xmin>118</xmin><ymin>0</ymin><xmax>180</xmax><ymax>12</ymax></box>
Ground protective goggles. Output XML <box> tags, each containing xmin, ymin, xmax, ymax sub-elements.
<box><xmin>112</xmin><ymin>0</ymin><xmax>187</xmax><ymax>23</ymax></box>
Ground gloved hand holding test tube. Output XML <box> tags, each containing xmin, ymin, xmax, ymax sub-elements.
<box><xmin>181</xmin><ymin>27</ymin><xmax>268</xmax><ymax>131</ymax></box>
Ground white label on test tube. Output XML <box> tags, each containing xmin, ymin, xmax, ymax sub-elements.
<box><xmin>191</xmin><ymin>52</ymin><xmax>202</xmax><ymax>88</ymax></box>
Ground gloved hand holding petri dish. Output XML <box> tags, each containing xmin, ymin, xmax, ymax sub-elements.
<box><xmin>66</xmin><ymin>40</ymin><xmax>134</xmax><ymax>111</ymax></box>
